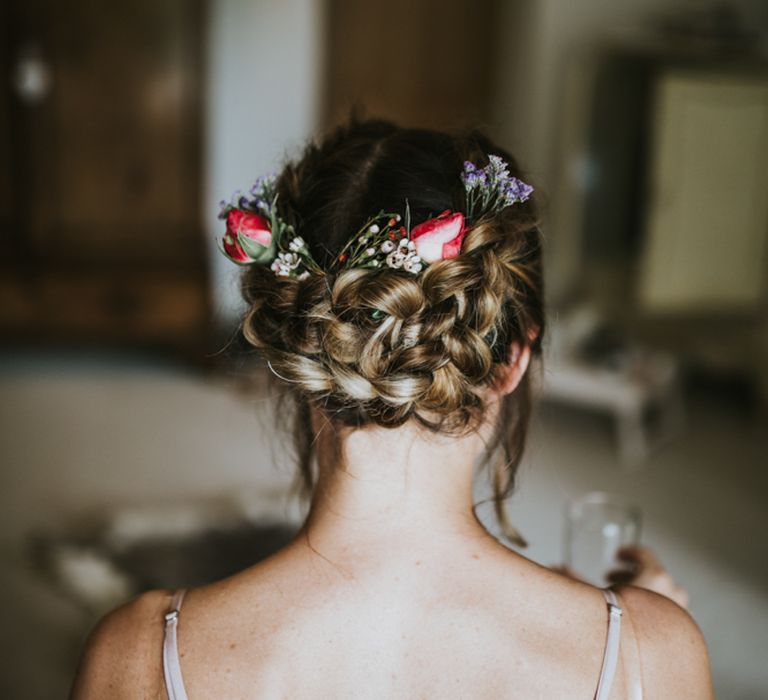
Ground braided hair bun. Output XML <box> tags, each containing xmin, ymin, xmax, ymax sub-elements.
<box><xmin>239</xmin><ymin>119</ymin><xmax>544</xmax><ymax>543</ymax></box>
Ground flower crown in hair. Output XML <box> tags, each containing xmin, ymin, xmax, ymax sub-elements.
<box><xmin>218</xmin><ymin>155</ymin><xmax>533</xmax><ymax>279</ymax></box>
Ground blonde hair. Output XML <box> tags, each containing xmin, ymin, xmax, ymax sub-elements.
<box><xmin>240</xmin><ymin>119</ymin><xmax>544</xmax><ymax>545</ymax></box>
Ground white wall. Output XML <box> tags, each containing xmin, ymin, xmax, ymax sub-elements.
<box><xmin>204</xmin><ymin>0</ymin><xmax>324</xmax><ymax>323</ymax></box>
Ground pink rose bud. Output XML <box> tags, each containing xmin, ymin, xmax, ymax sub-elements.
<box><xmin>410</xmin><ymin>210</ymin><xmax>466</xmax><ymax>263</ymax></box>
<box><xmin>222</xmin><ymin>210</ymin><xmax>272</xmax><ymax>262</ymax></box>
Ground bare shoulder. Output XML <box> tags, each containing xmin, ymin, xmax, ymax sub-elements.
<box><xmin>615</xmin><ymin>585</ymin><xmax>714</xmax><ymax>700</ymax></box>
<box><xmin>69</xmin><ymin>589</ymin><xmax>173</xmax><ymax>700</ymax></box>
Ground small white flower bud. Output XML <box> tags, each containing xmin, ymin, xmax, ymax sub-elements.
<box><xmin>386</xmin><ymin>251</ymin><xmax>405</xmax><ymax>268</ymax></box>
<box><xmin>369</xmin><ymin>224</ymin><xmax>380</xmax><ymax>234</ymax></box>
<box><xmin>288</xmin><ymin>237</ymin><xmax>305</xmax><ymax>252</ymax></box>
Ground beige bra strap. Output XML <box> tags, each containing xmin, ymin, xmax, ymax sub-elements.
<box><xmin>613</xmin><ymin>590</ymin><xmax>644</xmax><ymax>700</ymax></box>
<box><xmin>595</xmin><ymin>588</ymin><xmax>623</xmax><ymax>700</ymax></box>
<box><xmin>163</xmin><ymin>589</ymin><xmax>190</xmax><ymax>700</ymax></box>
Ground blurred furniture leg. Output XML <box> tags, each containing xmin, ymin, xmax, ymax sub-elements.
<box><xmin>542</xmin><ymin>349</ymin><xmax>684</xmax><ymax>469</ymax></box>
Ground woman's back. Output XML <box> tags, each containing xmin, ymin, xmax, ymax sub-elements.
<box><xmin>72</xmin><ymin>533</ymin><xmax>711</xmax><ymax>699</ymax></box>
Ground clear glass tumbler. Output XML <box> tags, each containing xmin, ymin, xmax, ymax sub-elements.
<box><xmin>564</xmin><ymin>492</ymin><xmax>641</xmax><ymax>586</ymax></box>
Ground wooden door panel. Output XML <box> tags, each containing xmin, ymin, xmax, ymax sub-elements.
<box><xmin>1</xmin><ymin>0</ymin><xmax>209</xmax><ymax>351</ymax></box>
<box><xmin>324</xmin><ymin>0</ymin><xmax>500</xmax><ymax>131</ymax></box>
<box><xmin>8</xmin><ymin>0</ymin><xmax>204</xmax><ymax>265</ymax></box>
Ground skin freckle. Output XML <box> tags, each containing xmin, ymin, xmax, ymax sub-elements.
<box><xmin>229</xmin><ymin>642</ymin><xmax>236</xmax><ymax>650</ymax></box>
<box><xmin>472</xmin><ymin>553</ymin><xmax>480</xmax><ymax>560</ymax></box>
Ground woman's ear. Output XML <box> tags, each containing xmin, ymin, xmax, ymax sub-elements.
<box><xmin>493</xmin><ymin>341</ymin><xmax>532</xmax><ymax>396</ymax></box>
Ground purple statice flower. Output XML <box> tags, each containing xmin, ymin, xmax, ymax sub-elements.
<box><xmin>462</xmin><ymin>162</ymin><xmax>485</xmax><ymax>219</ymax></box>
<box><xmin>502</xmin><ymin>176</ymin><xmax>534</xmax><ymax>205</ymax></box>
<box><xmin>486</xmin><ymin>154</ymin><xmax>510</xmax><ymax>183</ymax></box>
<box><xmin>219</xmin><ymin>172</ymin><xmax>281</xmax><ymax>219</ymax></box>
<box><xmin>218</xmin><ymin>189</ymin><xmax>245</xmax><ymax>219</ymax></box>
<box><xmin>461</xmin><ymin>154</ymin><xmax>534</xmax><ymax>221</ymax></box>
<box><xmin>250</xmin><ymin>173</ymin><xmax>277</xmax><ymax>197</ymax></box>
<box><xmin>461</xmin><ymin>161</ymin><xmax>486</xmax><ymax>190</ymax></box>
<box><xmin>248</xmin><ymin>194</ymin><xmax>270</xmax><ymax>216</ymax></box>
<box><xmin>237</xmin><ymin>172</ymin><xmax>278</xmax><ymax>217</ymax></box>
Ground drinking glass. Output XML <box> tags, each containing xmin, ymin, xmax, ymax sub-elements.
<box><xmin>564</xmin><ymin>492</ymin><xmax>641</xmax><ymax>586</ymax></box>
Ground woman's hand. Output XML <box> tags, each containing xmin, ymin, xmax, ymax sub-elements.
<box><xmin>607</xmin><ymin>545</ymin><xmax>690</xmax><ymax>609</ymax></box>
<box><xmin>552</xmin><ymin>545</ymin><xmax>690</xmax><ymax>609</ymax></box>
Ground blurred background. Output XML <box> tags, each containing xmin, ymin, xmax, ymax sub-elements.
<box><xmin>1</xmin><ymin>1</ymin><xmax>767</xmax><ymax>697</ymax></box>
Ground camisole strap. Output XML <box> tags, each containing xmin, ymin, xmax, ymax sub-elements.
<box><xmin>163</xmin><ymin>589</ymin><xmax>190</xmax><ymax>700</ymax></box>
<box><xmin>595</xmin><ymin>588</ymin><xmax>623</xmax><ymax>700</ymax></box>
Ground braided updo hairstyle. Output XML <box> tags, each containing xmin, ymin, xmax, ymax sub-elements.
<box><xmin>240</xmin><ymin>119</ymin><xmax>544</xmax><ymax>545</ymax></box>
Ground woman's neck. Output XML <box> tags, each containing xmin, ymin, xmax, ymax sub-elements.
<box><xmin>298</xmin><ymin>416</ymin><xmax>497</xmax><ymax>565</ymax></box>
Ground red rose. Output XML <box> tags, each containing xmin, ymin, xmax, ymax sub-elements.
<box><xmin>410</xmin><ymin>210</ymin><xmax>465</xmax><ymax>263</ymax></box>
<box><xmin>222</xmin><ymin>210</ymin><xmax>272</xmax><ymax>262</ymax></box>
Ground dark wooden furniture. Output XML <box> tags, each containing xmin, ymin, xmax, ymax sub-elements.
<box><xmin>0</xmin><ymin>0</ymin><xmax>209</xmax><ymax>354</ymax></box>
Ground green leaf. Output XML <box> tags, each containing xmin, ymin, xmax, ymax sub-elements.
<box><xmin>269</xmin><ymin>194</ymin><xmax>285</xmax><ymax>248</ymax></box>
<box><xmin>216</xmin><ymin>237</ymin><xmax>253</xmax><ymax>266</ymax></box>
<box><xmin>405</xmin><ymin>200</ymin><xmax>411</xmax><ymax>234</ymax></box>
<box><xmin>237</xmin><ymin>231</ymin><xmax>276</xmax><ymax>264</ymax></box>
